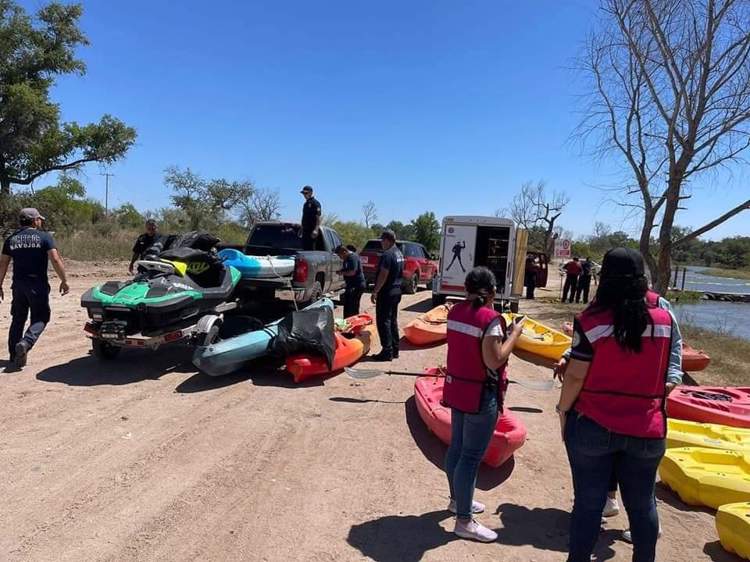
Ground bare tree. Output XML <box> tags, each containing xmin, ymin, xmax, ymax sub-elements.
<box><xmin>578</xmin><ymin>0</ymin><xmax>750</xmax><ymax>292</ymax></box>
<box><xmin>506</xmin><ymin>180</ymin><xmax>570</xmax><ymax>256</ymax></box>
<box><xmin>362</xmin><ymin>200</ymin><xmax>378</xmax><ymax>228</ymax></box>
<box><xmin>239</xmin><ymin>187</ymin><xmax>282</xmax><ymax>227</ymax></box>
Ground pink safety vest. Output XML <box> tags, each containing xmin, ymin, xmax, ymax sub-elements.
<box><xmin>575</xmin><ymin>305</ymin><xmax>673</xmax><ymax>438</ymax></box>
<box><xmin>442</xmin><ymin>301</ymin><xmax>507</xmax><ymax>414</ymax></box>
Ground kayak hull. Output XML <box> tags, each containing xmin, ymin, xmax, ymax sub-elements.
<box><xmin>667</xmin><ymin>418</ymin><xmax>750</xmax><ymax>453</ymax></box>
<box><xmin>503</xmin><ymin>313</ymin><xmax>571</xmax><ymax>362</ymax></box>
<box><xmin>682</xmin><ymin>344</ymin><xmax>711</xmax><ymax>371</ymax></box>
<box><xmin>218</xmin><ymin>248</ymin><xmax>295</xmax><ymax>278</ymax></box>
<box><xmin>286</xmin><ymin>332</ymin><xmax>366</xmax><ymax>383</ymax></box>
<box><xmin>667</xmin><ymin>386</ymin><xmax>750</xmax><ymax>428</ymax></box>
<box><xmin>717</xmin><ymin>502</ymin><xmax>750</xmax><ymax>560</ymax></box>
<box><xmin>404</xmin><ymin>304</ymin><xmax>450</xmax><ymax>346</ymax></box>
<box><xmin>414</xmin><ymin>372</ymin><xmax>527</xmax><ymax>467</ymax></box>
<box><xmin>659</xmin><ymin>448</ymin><xmax>750</xmax><ymax>510</ymax></box>
<box><xmin>192</xmin><ymin>298</ymin><xmax>334</xmax><ymax>376</ymax></box>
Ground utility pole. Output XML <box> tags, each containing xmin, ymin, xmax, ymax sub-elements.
<box><xmin>100</xmin><ymin>172</ymin><xmax>114</xmax><ymax>216</ymax></box>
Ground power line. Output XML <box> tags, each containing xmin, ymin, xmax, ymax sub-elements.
<box><xmin>100</xmin><ymin>172</ymin><xmax>115</xmax><ymax>215</ymax></box>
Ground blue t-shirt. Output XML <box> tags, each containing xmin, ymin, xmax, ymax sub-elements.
<box><xmin>2</xmin><ymin>227</ymin><xmax>56</xmax><ymax>282</ymax></box>
<box><xmin>376</xmin><ymin>246</ymin><xmax>404</xmax><ymax>296</ymax></box>
<box><xmin>343</xmin><ymin>253</ymin><xmax>366</xmax><ymax>289</ymax></box>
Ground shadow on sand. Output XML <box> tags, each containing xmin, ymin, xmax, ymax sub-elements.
<box><xmin>404</xmin><ymin>396</ymin><xmax>516</xmax><ymax>491</ymax></box>
<box><xmin>703</xmin><ymin>540</ymin><xmax>741</xmax><ymax>562</ymax></box>
<box><xmin>347</xmin><ymin>510</ymin><xmax>456</xmax><ymax>562</ymax></box>
<box><xmin>402</xmin><ymin>296</ymin><xmax>438</xmax><ymax>314</ymax></box>
<box><xmin>36</xmin><ymin>347</ymin><xmax>195</xmax><ymax>386</ymax></box>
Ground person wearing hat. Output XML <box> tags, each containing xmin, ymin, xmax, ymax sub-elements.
<box><xmin>0</xmin><ymin>208</ymin><xmax>69</xmax><ymax>370</ymax></box>
<box><xmin>299</xmin><ymin>185</ymin><xmax>322</xmax><ymax>251</ymax></box>
<box><xmin>129</xmin><ymin>219</ymin><xmax>161</xmax><ymax>274</ymax></box>
<box><xmin>556</xmin><ymin>248</ymin><xmax>677</xmax><ymax>562</ymax></box>
<box><xmin>370</xmin><ymin>229</ymin><xmax>404</xmax><ymax>361</ymax></box>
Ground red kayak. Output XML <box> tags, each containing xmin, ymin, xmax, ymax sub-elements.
<box><xmin>339</xmin><ymin>314</ymin><xmax>374</xmax><ymax>335</ymax></box>
<box><xmin>414</xmin><ymin>369</ymin><xmax>527</xmax><ymax>467</ymax></box>
<box><xmin>682</xmin><ymin>344</ymin><xmax>711</xmax><ymax>372</ymax></box>
<box><xmin>286</xmin><ymin>332</ymin><xmax>366</xmax><ymax>383</ymax></box>
<box><xmin>667</xmin><ymin>386</ymin><xmax>750</xmax><ymax>428</ymax></box>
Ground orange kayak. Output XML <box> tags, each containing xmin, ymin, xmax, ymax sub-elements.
<box><xmin>415</xmin><ymin>369</ymin><xmax>527</xmax><ymax>467</ymax></box>
<box><xmin>404</xmin><ymin>304</ymin><xmax>451</xmax><ymax>346</ymax></box>
<box><xmin>286</xmin><ymin>332</ymin><xmax>366</xmax><ymax>383</ymax></box>
<box><xmin>683</xmin><ymin>344</ymin><xmax>711</xmax><ymax>372</ymax></box>
<box><xmin>338</xmin><ymin>313</ymin><xmax>374</xmax><ymax>335</ymax></box>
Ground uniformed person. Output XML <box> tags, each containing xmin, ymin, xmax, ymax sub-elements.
<box><xmin>299</xmin><ymin>186</ymin><xmax>322</xmax><ymax>251</ymax></box>
<box><xmin>370</xmin><ymin>230</ymin><xmax>404</xmax><ymax>361</ymax></box>
<box><xmin>0</xmin><ymin>208</ymin><xmax>69</xmax><ymax>370</ymax></box>
<box><xmin>129</xmin><ymin>219</ymin><xmax>161</xmax><ymax>274</ymax></box>
<box><xmin>335</xmin><ymin>245</ymin><xmax>366</xmax><ymax>317</ymax></box>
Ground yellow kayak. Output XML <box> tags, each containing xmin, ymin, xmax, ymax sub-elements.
<box><xmin>659</xmin><ymin>448</ymin><xmax>750</xmax><ymax>509</ymax></box>
<box><xmin>503</xmin><ymin>313</ymin><xmax>571</xmax><ymax>361</ymax></box>
<box><xmin>717</xmin><ymin>502</ymin><xmax>750</xmax><ymax>560</ymax></box>
<box><xmin>667</xmin><ymin>418</ymin><xmax>750</xmax><ymax>452</ymax></box>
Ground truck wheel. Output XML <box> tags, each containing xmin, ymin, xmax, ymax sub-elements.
<box><xmin>403</xmin><ymin>273</ymin><xmax>418</xmax><ymax>295</ymax></box>
<box><xmin>92</xmin><ymin>339</ymin><xmax>121</xmax><ymax>360</ymax></box>
<box><xmin>432</xmin><ymin>293</ymin><xmax>447</xmax><ymax>307</ymax></box>
<box><xmin>301</xmin><ymin>281</ymin><xmax>323</xmax><ymax>307</ymax></box>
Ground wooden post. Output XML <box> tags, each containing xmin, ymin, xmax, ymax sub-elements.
<box><xmin>672</xmin><ymin>266</ymin><xmax>678</xmax><ymax>288</ymax></box>
<box><xmin>681</xmin><ymin>267</ymin><xmax>687</xmax><ymax>291</ymax></box>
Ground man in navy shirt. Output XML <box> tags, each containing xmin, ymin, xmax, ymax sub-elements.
<box><xmin>0</xmin><ymin>208</ymin><xmax>69</xmax><ymax>370</ymax></box>
<box><xmin>335</xmin><ymin>245</ymin><xmax>366</xmax><ymax>317</ymax></box>
<box><xmin>299</xmin><ymin>185</ymin><xmax>322</xmax><ymax>251</ymax></box>
<box><xmin>370</xmin><ymin>230</ymin><xmax>404</xmax><ymax>361</ymax></box>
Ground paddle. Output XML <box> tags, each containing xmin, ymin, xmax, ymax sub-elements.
<box><xmin>344</xmin><ymin>367</ymin><xmax>555</xmax><ymax>391</ymax></box>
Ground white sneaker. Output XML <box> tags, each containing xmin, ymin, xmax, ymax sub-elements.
<box><xmin>453</xmin><ymin>519</ymin><xmax>498</xmax><ymax>543</ymax></box>
<box><xmin>602</xmin><ymin>497</ymin><xmax>620</xmax><ymax>517</ymax></box>
<box><xmin>448</xmin><ymin>499</ymin><xmax>485</xmax><ymax>514</ymax></box>
<box><xmin>622</xmin><ymin>525</ymin><xmax>662</xmax><ymax>543</ymax></box>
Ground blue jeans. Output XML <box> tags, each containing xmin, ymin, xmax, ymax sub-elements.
<box><xmin>445</xmin><ymin>386</ymin><xmax>499</xmax><ymax>519</ymax></box>
<box><xmin>565</xmin><ymin>412</ymin><xmax>665</xmax><ymax>562</ymax></box>
<box><xmin>9</xmin><ymin>281</ymin><xmax>51</xmax><ymax>358</ymax></box>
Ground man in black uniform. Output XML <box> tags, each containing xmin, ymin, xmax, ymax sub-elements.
<box><xmin>0</xmin><ymin>208</ymin><xmax>69</xmax><ymax>370</ymax></box>
<box><xmin>575</xmin><ymin>257</ymin><xmax>594</xmax><ymax>304</ymax></box>
<box><xmin>335</xmin><ymin>245</ymin><xmax>366</xmax><ymax>318</ymax></box>
<box><xmin>370</xmin><ymin>230</ymin><xmax>404</xmax><ymax>361</ymax></box>
<box><xmin>129</xmin><ymin>219</ymin><xmax>161</xmax><ymax>274</ymax></box>
<box><xmin>299</xmin><ymin>185</ymin><xmax>322</xmax><ymax>251</ymax></box>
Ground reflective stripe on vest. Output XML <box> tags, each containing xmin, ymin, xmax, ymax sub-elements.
<box><xmin>575</xmin><ymin>306</ymin><xmax>672</xmax><ymax>439</ymax></box>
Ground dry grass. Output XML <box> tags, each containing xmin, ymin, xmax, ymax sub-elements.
<box><xmin>56</xmin><ymin>229</ymin><xmax>137</xmax><ymax>261</ymax></box>
<box><xmin>680</xmin><ymin>324</ymin><xmax>750</xmax><ymax>387</ymax></box>
<box><xmin>702</xmin><ymin>267</ymin><xmax>750</xmax><ymax>281</ymax></box>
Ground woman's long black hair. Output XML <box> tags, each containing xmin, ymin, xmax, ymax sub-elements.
<box><xmin>589</xmin><ymin>249</ymin><xmax>651</xmax><ymax>352</ymax></box>
<box><xmin>465</xmin><ymin>266</ymin><xmax>496</xmax><ymax>309</ymax></box>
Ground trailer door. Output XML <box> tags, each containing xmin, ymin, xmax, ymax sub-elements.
<box><xmin>440</xmin><ymin>224</ymin><xmax>477</xmax><ymax>290</ymax></box>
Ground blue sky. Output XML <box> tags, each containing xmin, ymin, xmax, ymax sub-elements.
<box><xmin>26</xmin><ymin>0</ymin><xmax>749</xmax><ymax>239</ymax></box>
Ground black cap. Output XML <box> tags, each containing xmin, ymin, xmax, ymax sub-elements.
<box><xmin>380</xmin><ymin>229</ymin><xmax>396</xmax><ymax>242</ymax></box>
<box><xmin>601</xmin><ymin>248</ymin><xmax>645</xmax><ymax>279</ymax></box>
<box><xmin>300</xmin><ymin>185</ymin><xmax>313</xmax><ymax>194</ymax></box>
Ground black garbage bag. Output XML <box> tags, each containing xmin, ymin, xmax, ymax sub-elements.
<box><xmin>271</xmin><ymin>306</ymin><xmax>335</xmax><ymax>369</ymax></box>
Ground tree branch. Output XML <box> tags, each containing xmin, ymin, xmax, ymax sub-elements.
<box><xmin>673</xmin><ymin>197</ymin><xmax>750</xmax><ymax>245</ymax></box>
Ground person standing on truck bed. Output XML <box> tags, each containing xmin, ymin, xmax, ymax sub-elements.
<box><xmin>300</xmin><ymin>185</ymin><xmax>322</xmax><ymax>251</ymax></box>
<box><xmin>562</xmin><ymin>257</ymin><xmax>582</xmax><ymax>304</ymax></box>
<box><xmin>0</xmin><ymin>208</ymin><xmax>69</xmax><ymax>371</ymax></box>
<box><xmin>335</xmin><ymin>245</ymin><xmax>366</xmax><ymax>317</ymax></box>
<box><xmin>370</xmin><ymin>229</ymin><xmax>404</xmax><ymax>361</ymax></box>
<box><xmin>129</xmin><ymin>219</ymin><xmax>161</xmax><ymax>274</ymax></box>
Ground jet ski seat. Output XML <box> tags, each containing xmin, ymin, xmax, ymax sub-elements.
<box><xmin>160</xmin><ymin>247</ymin><xmax>225</xmax><ymax>288</ymax></box>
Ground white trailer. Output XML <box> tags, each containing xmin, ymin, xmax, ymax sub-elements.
<box><xmin>431</xmin><ymin>216</ymin><xmax>528</xmax><ymax>312</ymax></box>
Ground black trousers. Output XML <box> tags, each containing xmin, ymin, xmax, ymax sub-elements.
<box><xmin>575</xmin><ymin>275</ymin><xmax>592</xmax><ymax>304</ymax></box>
<box><xmin>343</xmin><ymin>286</ymin><xmax>364</xmax><ymax>318</ymax></box>
<box><xmin>301</xmin><ymin>231</ymin><xmax>315</xmax><ymax>251</ymax></box>
<box><xmin>524</xmin><ymin>272</ymin><xmax>536</xmax><ymax>299</ymax></box>
<box><xmin>562</xmin><ymin>275</ymin><xmax>579</xmax><ymax>303</ymax></box>
<box><xmin>376</xmin><ymin>292</ymin><xmax>401</xmax><ymax>355</ymax></box>
<box><xmin>9</xmin><ymin>280</ymin><xmax>51</xmax><ymax>358</ymax></box>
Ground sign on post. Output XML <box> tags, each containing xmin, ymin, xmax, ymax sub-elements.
<box><xmin>554</xmin><ymin>239</ymin><xmax>572</xmax><ymax>259</ymax></box>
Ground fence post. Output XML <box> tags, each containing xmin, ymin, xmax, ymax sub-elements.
<box><xmin>681</xmin><ymin>267</ymin><xmax>687</xmax><ymax>291</ymax></box>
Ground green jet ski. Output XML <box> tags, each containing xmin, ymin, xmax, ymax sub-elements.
<box><xmin>81</xmin><ymin>244</ymin><xmax>241</xmax><ymax>359</ymax></box>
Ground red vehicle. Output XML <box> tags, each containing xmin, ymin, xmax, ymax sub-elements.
<box><xmin>360</xmin><ymin>239</ymin><xmax>439</xmax><ymax>294</ymax></box>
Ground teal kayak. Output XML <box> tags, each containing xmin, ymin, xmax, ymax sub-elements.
<box><xmin>192</xmin><ymin>298</ymin><xmax>334</xmax><ymax>376</ymax></box>
<box><xmin>218</xmin><ymin>248</ymin><xmax>295</xmax><ymax>279</ymax></box>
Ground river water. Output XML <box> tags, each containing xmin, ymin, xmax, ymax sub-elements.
<box><xmin>672</xmin><ymin>266</ymin><xmax>750</xmax><ymax>341</ymax></box>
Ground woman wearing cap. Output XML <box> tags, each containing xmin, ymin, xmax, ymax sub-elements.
<box><xmin>442</xmin><ymin>266</ymin><xmax>522</xmax><ymax>542</ymax></box>
<box><xmin>557</xmin><ymin>248</ymin><xmax>674</xmax><ymax>562</ymax></box>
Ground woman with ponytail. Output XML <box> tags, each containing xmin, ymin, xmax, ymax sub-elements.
<box><xmin>442</xmin><ymin>267</ymin><xmax>522</xmax><ymax>542</ymax></box>
<box><xmin>557</xmin><ymin>248</ymin><xmax>675</xmax><ymax>562</ymax></box>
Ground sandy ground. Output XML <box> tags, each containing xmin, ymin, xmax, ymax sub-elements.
<box><xmin>0</xmin><ymin>262</ymin><xmax>737</xmax><ymax>562</ymax></box>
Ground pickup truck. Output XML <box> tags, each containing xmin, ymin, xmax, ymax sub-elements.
<box><xmin>360</xmin><ymin>239</ymin><xmax>439</xmax><ymax>294</ymax></box>
<box><xmin>228</xmin><ymin>222</ymin><xmax>345</xmax><ymax>305</ymax></box>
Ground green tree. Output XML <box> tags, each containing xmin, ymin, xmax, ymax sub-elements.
<box><xmin>385</xmin><ymin>220</ymin><xmax>416</xmax><ymax>241</ymax></box>
<box><xmin>410</xmin><ymin>212</ymin><xmax>441</xmax><ymax>252</ymax></box>
<box><xmin>14</xmin><ymin>175</ymin><xmax>104</xmax><ymax>231</ymax></box>
<box><xmin>112</xmin><ymin>203</ymin><xmax>144</xmax><ymax>230</ymax></box>
<box><xmin>0</xmin><ymin>1</ymin><xmax>136</xmax><ymax>203</ymax></box>
<box><xmin>329</xmin><ymin>220</ymin><xmax>374</xmax><ymax>251</ymax></box>
<box><xmin>165</xmin><ymin>166</ymin><xmax>252</xmax><ymax>230</ymax></box>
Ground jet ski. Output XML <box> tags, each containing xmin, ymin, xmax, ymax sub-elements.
<box><xmin>81</xmin><ymin>235</ymin><xmax>241</xmax><ymax>359</ymax></box>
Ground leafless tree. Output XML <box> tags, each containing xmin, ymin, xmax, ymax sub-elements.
<box><xmin>578</xmin><ymin>0</ymin><xmax>750</xmax><ymax>292</ymax></box>
<box><xmin>506</xmin><ymin>180</ymin><xmax>570</xmax><ymax>256</ymax></box>
<box><xmin>239</xmin><ymin>186</ymin><xmax>282</xmax><ymax>227</ymax></box>
<box><xmin>362</xmin><ymin>200</ymin><xmax>378</xmax><ymax>228</ymax></box>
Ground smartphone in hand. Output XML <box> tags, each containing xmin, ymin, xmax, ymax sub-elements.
<box><xmin>513</xmin><ymin>315</ymin><xmax>526</xmax><ymax>326</ymax></box>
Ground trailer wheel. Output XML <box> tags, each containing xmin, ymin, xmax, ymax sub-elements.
<box><xmin>403</xmin><ymin>273</ymin><xmax>419</xmax><ymax>295</ymax></box>
<box><xmin>92</xmin><ymin>339</ymin><xmax>121</xmax><ymax>360</ymax></box>
<box><xmin>432</xmin><ymin>293</ymin><xmax>447</xmax><ymax>306</ymax></box>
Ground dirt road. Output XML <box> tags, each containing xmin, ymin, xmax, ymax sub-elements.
<box><xmin>0</xmin><ymin>263</ymin><xmax>736</xmax><ymax>561</ymax></box>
